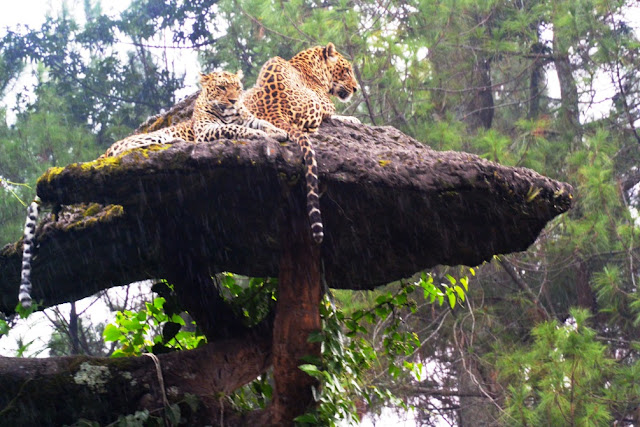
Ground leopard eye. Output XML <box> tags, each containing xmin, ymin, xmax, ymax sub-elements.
<box><xmin>217</xmin><ymin>85</ymin><xmax>227</xmax><ymax>92</ymax></box>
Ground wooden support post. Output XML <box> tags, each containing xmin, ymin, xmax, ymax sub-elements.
<box><xmin>271</xmin><ymin>212</ymin><xmax>322</xmax><ymax>425</ymax></box>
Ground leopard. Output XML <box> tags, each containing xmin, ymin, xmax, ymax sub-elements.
<box><xmin>19</xmin><ymin>71</ymin><xmax>288</xmax><ymax>308</ymax></box>
<box><xmin>100</xmin><ymin>70</ymin><xmax>287</xmax><ymax>158</ymax></box>
<box><xmin>242</xmin><ymin>42</ymin><xmax>360</xmax><ymax>244</ymax></box>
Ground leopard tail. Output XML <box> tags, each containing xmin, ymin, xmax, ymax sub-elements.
<box><xmin>289</xmin><ymin>128</ymin><xmax>323</xmax><ymax>244</ymax></box>
<box><xmin>19</xmin><ymin>197</ymin><xmax>40</xmax><ymax>308</ymax></box>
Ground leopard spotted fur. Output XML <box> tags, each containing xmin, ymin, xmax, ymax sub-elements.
<box><xmin>242</xmin><ymin>43</ymin><xmax>360</xmax><ymax>243</ymax></box>
<box><xmin>101</xmin><ymin>70</ymin><xmax>287</xmax><ymax>158</ymax></box>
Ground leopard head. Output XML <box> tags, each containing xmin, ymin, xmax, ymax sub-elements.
<box><xmin>199</xmin><ymin>70</ymin><xmax>244</xmax><ymax>107</ymax></box>
<box><xmin>324</xmin><ymin>43</ymin><xmax>359</xmax><ymax>103</ymax></box>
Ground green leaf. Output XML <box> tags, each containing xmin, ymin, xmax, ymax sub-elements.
<box><xmin>111</xmin><ymin>349</ymin><xmax>126</xmax><ymax>358</ymax></box>
<box><xmin>153</xmin><ymin>297</ymin><xmax>166</xmax><ymax>310</ymax></box>
<box><xmin>132</xmin><ymin>334</ymin><xmax>145</xmax><ymax>346</ymax></box>
<box><xmin>448</xmin><ymin>292</ymin><xmax>456</xmax><ymax>309</ymax></box>
<box><xmin>0</xmin><ymin>319</ymin><xmax>9</xmax><ymax>335</ymax></box>
<box><xmin>120</xmin><ymin>318</ymin><xmax>143</xmax><ymax>331</ymax></box>
<box><xmin>294</xmin><ymin>413</ymin><xmax>318</xmax><ymax>423</ymax></box>
<box><xmin>394</xmin><ymin>292</ymin><xmax>408</xmax><ymax>306</ymax></box>
<box><xmin>375</xmin><ymin>306</ymin><xmax>390</xmax><ymax>318</ymax></box>
<box><xmin>299</xmin><ymin>364</ymin><xmax>321</xmax><ymax>376</ymax></box>
<box><xmin>388</xmin><ymin>363</ymin><xmax>401</xmax><ymax>378</ymax></box>
<box><xmin>364</xmin><ymin>312</ymin><xmax>376</xmax><ymax>323</ymax></box>
<box><xmin>376</xmin><ymin>292</ymin><xmax>392</xmax><ymax>305</ymax></box>
<box><xmin>103</xmin><ymin>324</ymin><xmax>121</xmax><ymax>342</ymax></box>
<box><xmin>170</xmin><ymin>314</ymin><xmax>186</xmax><ymax>326</ymax></box>
<box><xmin>166</xmin><ymin>403</ymin><xmax>181</xmax><ymax>425</ymax></box>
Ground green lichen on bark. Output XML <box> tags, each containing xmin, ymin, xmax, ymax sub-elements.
<box><xmin>73</xmin><ymin>362</ymin><xmax>111</xmax><ymax>393</ymax></box>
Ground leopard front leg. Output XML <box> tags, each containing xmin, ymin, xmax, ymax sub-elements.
<box><xmin>256</xmin><ymin>120</ymin><xmax>288</xmax><ymax>141</ymax></box>
<box><xmin>235</xmin><ymin>105</ymin><xmax>289</xmax><ymax>141</ymax></box>
<box><xmin>194</xmin><ymin>123</ymin><xmax>271</xmax><ymax>142</ymax></box>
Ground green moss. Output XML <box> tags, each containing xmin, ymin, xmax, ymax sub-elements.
<box><xmin>82</xmin><ymin>203</ymin><xmax>102</xmax><ymax>217</ymax></box>
<box><xmin>67</xmin><ymin>204</ymin><xmax>124</xmax><ymax>231</ymax></box>
<box><xmin>69</xmin><ymin>216</ymin><xmax>97</xmax><ymax>230</ymax></box>
<box><xmin>130</xmin><ymin>143</ymin><xmax>174</xmax><ymax>158</ymax></box>
<box><xmin>78</xmin><ymin>155</ymin><xmax>121</xmax><ymax>172</ymax></box>
<box><xmin>378</xmin><ymin>159</ymin><xmax>391</xmax><ymax>167</ymax></box>
<box><xmin>104</xmin><ymin>205</ymin><xmax>124</xmax><ymax>218</ymax></box>
<box><xmin>37</xmin><ymin>166</ymin><xmax>65</xmax><ymax>185</ymax></box>
<box><xmin>140</xmin><ymin>144</ymin><xmax>172</xmax><ymax>154</ymax></box>
<box><xmin>81</xmin><ymin>143</ymin><xmax>173</xmax><ymax>170</ymax></box>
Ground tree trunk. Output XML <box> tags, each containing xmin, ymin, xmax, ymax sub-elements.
<box><xmin>69</xmin><ymin>301</ymin><xmax>81</xmax><ymax>355</ymax></box>
<box><xmin>457</xmin><ymin>358</ymin><xmax>495</xmax><ymax>427</ymax></box>
<box><xmin>465</xmin><ymin>57</ymin><xmax>494</xmax><ymax>132</ymax></box>
<box><xmin>552</xmin><ymin>25</ymin><xmax>582</xmax><ymax>149</ymax></box>
<box><xmin>528</xmin><ymin>42</ymin><xmax>548</xmax><ymax>120</ymax></box>
<box><xmin>269</xmin><ymin>200</ymin><xmax>323</xmax><ymax>424</ymax></box>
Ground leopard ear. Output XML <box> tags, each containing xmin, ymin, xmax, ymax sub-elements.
<box><xmin>236</xmin><ymin>69</ymin><xmax>244</xmax><ymax>80</ymax></box>
<box><xmin>325</xmin><ymin>42</ymin><xmax>338</xmax><ymax>64</ymax></box>
<box><xmin>199</xmin><ymin>72</ymin><xmax>209</xmax><ymax>83</ymax></box>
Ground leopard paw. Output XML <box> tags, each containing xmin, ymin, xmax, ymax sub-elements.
<box><xmin>331</xmin><ymin>114</ymin><xmax>361</xmax><ymax>125</ymax></box>
<box><xmin>269</xmin><ymin>129</ymin><xmax>289</xmax><ymax>142</ymax></box>
<box><xmin>246</xmin><ymin>129</ymin><xmax>270</xmax><ymax>140</ymax></box>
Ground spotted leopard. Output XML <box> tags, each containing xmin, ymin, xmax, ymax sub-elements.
<box><xmin>19</xmin><ymin>71</ymin><xmax>288</xmax><ymax>308</ymax></box>
<box><xmin>243</xmin><ymin>43</ymin><xmax>360</xmax><ymax>243</ymax></box>
<box><xmin>101</xmin><ymin>70</ymin><xmax>287</xmax><ymax>158</ymax></box>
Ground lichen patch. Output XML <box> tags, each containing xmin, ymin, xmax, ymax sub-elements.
<box><xmin>73</xmin><ymin>362</ymin><xmax>111</xmax><ymax>393</ymax></box>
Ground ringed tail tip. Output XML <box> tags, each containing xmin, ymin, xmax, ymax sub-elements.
<box><xmin>19</xmin><ymin>293</ymin><xmax>32</xmax><ymax>309</ymax></box>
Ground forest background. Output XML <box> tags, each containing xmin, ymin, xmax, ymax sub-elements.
<box><xmin>2</xmin><ymin>0</ymin><xmax>640</xmax><ymax>425</ymax></box>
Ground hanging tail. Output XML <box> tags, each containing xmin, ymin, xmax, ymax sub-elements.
<box><xmin>19</xmin><ymin>197</ymin><xmax>40</xmax><ymax>308</ymax></box>
<box><xmin>290</xmin><ymin>129</ymin><xmax>323</xmax><ymax>243</ymax></box>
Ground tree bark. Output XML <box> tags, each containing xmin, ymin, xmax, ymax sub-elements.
<box><xmin>552</xmin><ymin>25</ymin><xmax>582</xmax><ymax>149</ymax></box>
<box><xmin>528</xmin><ymin>41</ymin><xmax>549</xmax><ymax>121</ymax></box>
<box><xmin>465</xmin><ymin>56</ymin><xmax>494</xmax><ymax>132</ymax></box>
<box><xmin>270</xmin><ymin>200</ymin><xmax>322</xmax><ymax>424</ymax></box>
<box><xmin>0</xmin><ymin>333</ymin><xmax>272</xmax><ymax>425</ymax></box>
<box><xmin>457</xmin><ymin>358</ymin><xmax>496</xmax><ymax>427</ymax></box>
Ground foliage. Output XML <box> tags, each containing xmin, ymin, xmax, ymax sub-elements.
<box><xmin>296</xmin><ymin>272</ymin><xmax>469</xmax><ymax>425</ymax></box>
<box><xmin>218</xmin><ymin>273</ymin><xmax>277</xmax><ymax>327</ymax></box>
<box><xmin>103</xmin><ymin>283</ymin><xmax>206</xmax><ymax>357</ymax></box>
<box><xmin>0</xmin><ymin>1</ymin><xmax>184</xmax><ymax>246</ymax></box>
<box><xmin>495</xmin><ymin>308</ymin><xmax>640</xmax><ymax>426</ymax></box>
